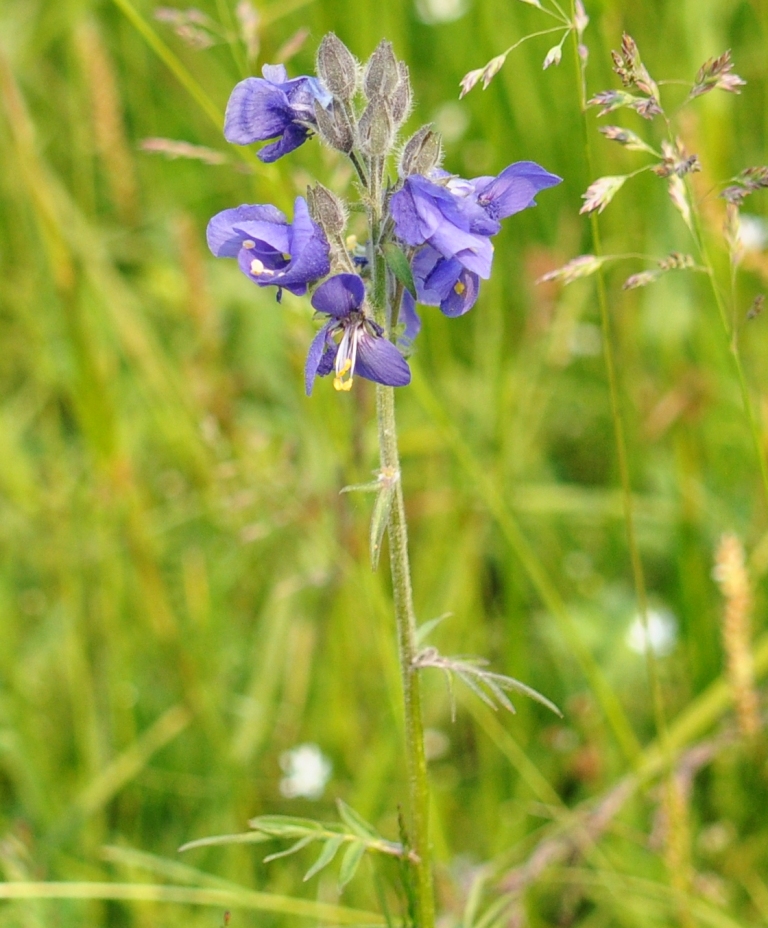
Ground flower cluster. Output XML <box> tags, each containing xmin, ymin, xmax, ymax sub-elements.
<box><xmin>207</xmin><ymin>34</ymin><xmax>561</xmax><ymax>394</ymax></box>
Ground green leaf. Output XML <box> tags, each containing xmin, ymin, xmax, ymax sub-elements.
<box><xmin>179</xmin><ymin>831</ymin><xmax>273</xmax><ymax>852</ymax></box>
<box><xmin>416</xmin><ymin>613</ymin><xmax>451</xmax><ymax>645</ymax></box>
<box><xmin>382</xmin><ymin>243</ymin><xmax>416</xmax><ymax>299</ymax></box>
<box><xmin>338</xmin><ymin>841</ymin><xmax>366</xmax><ymax>890</ymax></box>
<box><xmin>370</xmin><ymin>480</ymin><xmax>396</xmax><ymax>571</ymax></box>
<box><xmin>263</xmin><ymin>835</ymin><xmax>316</xmax><ymax>863</ymax></box>
<box><xmin>303</xmin><ymin>835</ymin><xmax>345</xmax><ymax>882</ymax></box>
<box><xmin>340</xmin><ymin>481</ymin><xmax>381</xmax><ymax>494</ymax></box>
<box><xmin>336</xmin><ymin>800</ymin><xmax>379</xmax><ymax>840</ymax></box>
<box><xmin>248</xmin><ymin>815</ymin><xmax>327</xmax><ymax>837</ymax></box>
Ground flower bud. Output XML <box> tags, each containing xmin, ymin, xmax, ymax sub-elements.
<box><xmin>307</xmin><ymin>183</ymin><xmax>347</xmax><ymax>237</ymax></box>
<box><xmin>316</xmin><ymin>33</ymin><xmax>357</xmax><ymax>102</ymax></box>
<box><xmin>389</xmin><ymin>62</ymin><xmax>412</xmax><ymax>126</ymax></box>
<box><xmin>313</xmin><ymin>99</ymin><xmax>354</xmax><ymax>154</ymax></box>
<box><xmin>358</xmin><ymin>99</ymin><xmax>394</xmax><ymax>157</ymax></box>
<box><xmin>399</xmin><ymin>125</ymin><xmax>442</xmax><ymax>177</ymax></box>
<box><xmin>363</xmin><ymin>39</ymin><xmax>399</xmax><ymax>102</ymax></box>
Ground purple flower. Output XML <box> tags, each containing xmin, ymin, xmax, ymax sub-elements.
<box><xmin>305</xmin><ymin>274</ymin><xmax>411</xmax><ymax>395</ymax></box>
<box><xmin>412</xmin><ymin>246</ymin><xmax>480</xmax><ymax>318</ymax></box>
<box><xmin>391</xmin><ymin>161</ymin><xmax>561</xmax><ymax>280</ymax></box>
<box><xmin>207</xmin><ymin>196</ymin><xmax>331</xmax><ymax>298</ymax></box>
<box><xmin>391</xmin><ymin>175</ymin><xmax>495</xmax><ymax>278</ymax></box>
<box><xmin>224</xmin><ymin>64</ymin><xmax>333</xmax><ymax>163</ymax></box>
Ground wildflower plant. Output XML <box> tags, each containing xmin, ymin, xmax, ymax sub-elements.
<box><xmin>191</xmin><ymin>31</ymin><xmax>561</xmax><ymax>927</ymax></box>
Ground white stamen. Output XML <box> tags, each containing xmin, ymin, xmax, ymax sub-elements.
<box><xmin>333</xmin><ymin>323</ymin><xmax>362</xmax><ymax>391</ymax></box>
<box><xmin>243</xmin><ymin>239</ymin><xmax>256</xmax><ymax>249</ymax></box>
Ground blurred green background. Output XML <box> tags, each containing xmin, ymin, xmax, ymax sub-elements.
<box><xmin>2</xmin><ymin>0</ymin><xmax>768</xmax><ymax>924</ymax></box>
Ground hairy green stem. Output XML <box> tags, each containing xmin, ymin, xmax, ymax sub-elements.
<box><xmin>368</xmin><ymin>162</ymin><xmax>434</xmax><ymax>928</ymax></box>
<box><xmin>376</xmin><ymin>384</ymin><xmax>435</xmax><ymax>928</ymax></box>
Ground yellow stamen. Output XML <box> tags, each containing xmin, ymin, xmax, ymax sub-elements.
<box><xmin>282</xmin><ymin>252</ymin><xmax>291</xmax><ymax>261</ymax></box>
<box><xmin>454</xmin><ymin>280</ymin><xmax>466</xmax><ymax>295</ymax></box>
<box><xmin>333</xmin><ymin>358</ymin><xmax>354</xmax><ymax>392</ymax></box>
<box><xmin>243</xmin><ymin>239</ymin><xmax>256</xmax><ymax>249</ymax></box>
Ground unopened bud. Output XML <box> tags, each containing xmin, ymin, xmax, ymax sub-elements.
<box><xmin>363</xmin><ymin>39</ymin><xmax>399</xmax><ymax>102</ymax></box>
<box><xmin>313</xmin><ymin>99</ymin><xmax>354</xmax><ymax>153</ymax></box>
<box><xmin>307</xmin><ymin>183</ymin><xmax>347</xmax><ymax>236</ymax></box>
<box><xmin>399</xmin><ymin>125</ymin><xmax>442</xmax><ymax>177</ymax></box>
<box><xmin>316</xmin><ymin>33</ymin><xmax>357</xmax><ymax>102</ymax></box>
<box><xmin>358</xmin><ymin>99</ymin><xmax>393</xmax><ymax>157</ymax></box>
<box><xmin>389</xmin><ymin>62</ymin><xmax>412</xmax><ymax>126</ymax></box>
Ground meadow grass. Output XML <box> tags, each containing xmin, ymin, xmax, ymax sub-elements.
<box><xmin>1</xmin><ymin>0</ymin><xmax>768</xmax><ymax>924</ymax></box>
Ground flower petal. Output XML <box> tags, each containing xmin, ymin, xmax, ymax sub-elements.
<box><xmin>261</xmin><ymin>63</ymin><xmax>289</xmax><ymax>84</ymax></box>
<box><xmin>439</xmin><ymin>268</ymin><xmax>479</xmax><ymax>317</ymax></box>
<box><xmin>474</xmin><ymin>161</ymin><xmax>562</xmax><ymax>219</ymax></box>
<box><xmin>354</xmin><ymin>333</ymin><xmax>411</xmax><ymax>387</ymax></box>
<box><xmin>206</xmin><ymin>204</ymin><xmax>288</xmax><ymax>257</ymax></box>
<box><xmin>269</xmin><ymin>197</ymin><xmax>330</xmax><ymax>290</ymax></box>
<box><xmin>224</xmin><ymin>77</ymin><xmax>291</xmax><ymax>144</ymax></box>
<box><xmin>393</xmin><ymin>177</ymin><xmax>494</xmax><ymax>278</ymax></box>
<box><xmin>305</xmin><ymin>324</ymin><xmax>335</xmax><ymax>395</ymax></box>
<box><xmin>257</xmin><ymin>123</ymin><xmax>312</xmax><ymax>163</ymax></box>
<box><xmin>398</xmin><ymin>291</ymin><xmax>421</xmax><ymax>347</ymax></box>
<box><xmin>311</xmin><ymin>274</ymin><xmax>366</xmax><ymax>318</ymax></box>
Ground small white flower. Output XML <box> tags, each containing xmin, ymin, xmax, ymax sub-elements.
<box><xmin>626</xmin><ymin>608</ymin><xmax>677</xmax><ymax>657</ymax></box>
<box><xmin>415</xmin><ymin>0</ymin><xmax>468</xmax><ymax>24</ymax></box>
<box><xmin>279</xmin><ymin>743</ymin><xmax>332</xmax><ymax>800</ymax></box>
<box><xmin>739</xmin><ymin>214</ymin><xmax>768</xmax><ymax>252</ymax></box>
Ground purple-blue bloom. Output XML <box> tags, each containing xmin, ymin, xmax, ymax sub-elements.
<box><xmin>206</xmin><ymin>196</ymin><xmax>331</xmax><ymax>298</ymax></box>
<box><xmin>392</xmin><ymin>162</ymin><xmax>561</xmax><ymax>281</ymax></box>
<box><xmin>305</xmin><ymin>274</ymin><xmax>411</xmax><ymax>395</ymax></box>
<box><xmin>391</xmin><ymin>175</ymin><xmax>495</xmax><ymax>278</ymax></box>
<box><xmin>224</xmin><ymin>64</ymin><xmax>332</xmax><ymax>163</ymax></box>
<box><xmin>412</xmin><ymin>246</ymin><xmax>480</xmax><ymax>318</ymax></box>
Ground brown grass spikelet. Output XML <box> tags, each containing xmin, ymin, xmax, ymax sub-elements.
<box><xmin>75</xmin><ymin>20</ymin><xmax>139</xmax><ymax>225</ymax></box>
<box><xmin>713</xmin><ymin>533</ymin><xmax>761</xmax><ymax>738</ymax></box>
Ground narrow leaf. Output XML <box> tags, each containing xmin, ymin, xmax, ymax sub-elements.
<box><xmin>340</xmin><ymin>480</ymin><xmax>381</xmax><ymax>494</ymax></box>
<box><xmin>338</xmin><ymin>841</ymin><xmax>367</xmax><ymax>890</ymax></box>
<box><xmin>370</xmin><ymin>479</ymin><xmax>396</xmax><ymax>571</ymax></box>
<box><xmin>303</xmin><ymin>836</ymin><xmax>345</xmax><ymax>882</ymax></box>
<box><xmin>263</xmin><ymin>835</ymin><xmax>316</xmax><ymax>863</ymax></box>
<box><xmin>382</xmin><ymin>243</ymin><xmax>416</xmax><ymax>299</ymax></box>
<box><xmin>457</xmin><ymin>671</ymin><xmax>498</xmax><ymax>710</ymax></box>
<box><xmin>249</xmin><ymin>815</ymin><xmax>326</xmax><ymax>837</ymax></box>
<box><xmin>487</xmin><ymin>672</ymin><xmax>562</xmax><ymax>717</ymax></box>
<box><xmin>337</xmin><ymin>800</ymin><xmax>379</xmax><ymax>840</ymax></box>
<box><xmin>179</xmin><ymin>831</ymin><xmax>273</xmax><ymax>853</ymax></box>
<box><xmin>416</xmin><ymin>613</ymin><xmax>452</xmax><ymax>645</ymax></box>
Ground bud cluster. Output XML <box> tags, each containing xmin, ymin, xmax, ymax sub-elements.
<box><xmin>313</xmin><ymin>35</ymin><xmax>413</xmax><ymax>160</ymax></box>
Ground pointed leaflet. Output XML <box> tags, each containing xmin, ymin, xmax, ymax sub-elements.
<box><xmin>370</xmin><ymin>479</ymin><xmax>396</xmax><ymax>570</ymax></box>
<box><xmin>263</xmin><ymin>834</ymin><xmax>316</xmax><ymax>863</ymax></box>
<box><xmin>303</xmin><ymin>835</ymin><xmax>345</xmax><ymax>882</ymax></box>
<box><xmin>249</xmin><ymin>815</ymin><xmax>325</xmax><ymax>837</ymax></box>
<box><xmin>179</xmin><ymin>831</ymin><xmax>272</xmax><ymax>852</ymax></box>
<box><xmin>338</xmin><ymin>840</ymin><xmax>367</xmax><ymax>890</ymax></box>
<box><xmin>416</xmin><ymin>613</ymin><xmax>451</xmax><ymax>645</ymax></box>
<box><xmin>382</xmin><ymin>243</ymin><xmax>417</xmax><ymax>299</ymax></box>
<box><xmin>336</xmin><ymin>799</ymin><xmax>379</xmax><ymax>839</ymax></box>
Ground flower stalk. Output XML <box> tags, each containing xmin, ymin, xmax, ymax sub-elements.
<box><xmin>204</xmin><ymin>32</ymin><xmax>560</xmax><ymax>924</ymax></box>
<box><xmin>376</xmin><ymin>382</ymin><xmax>435</xmax><ymax>928</ymax></box>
